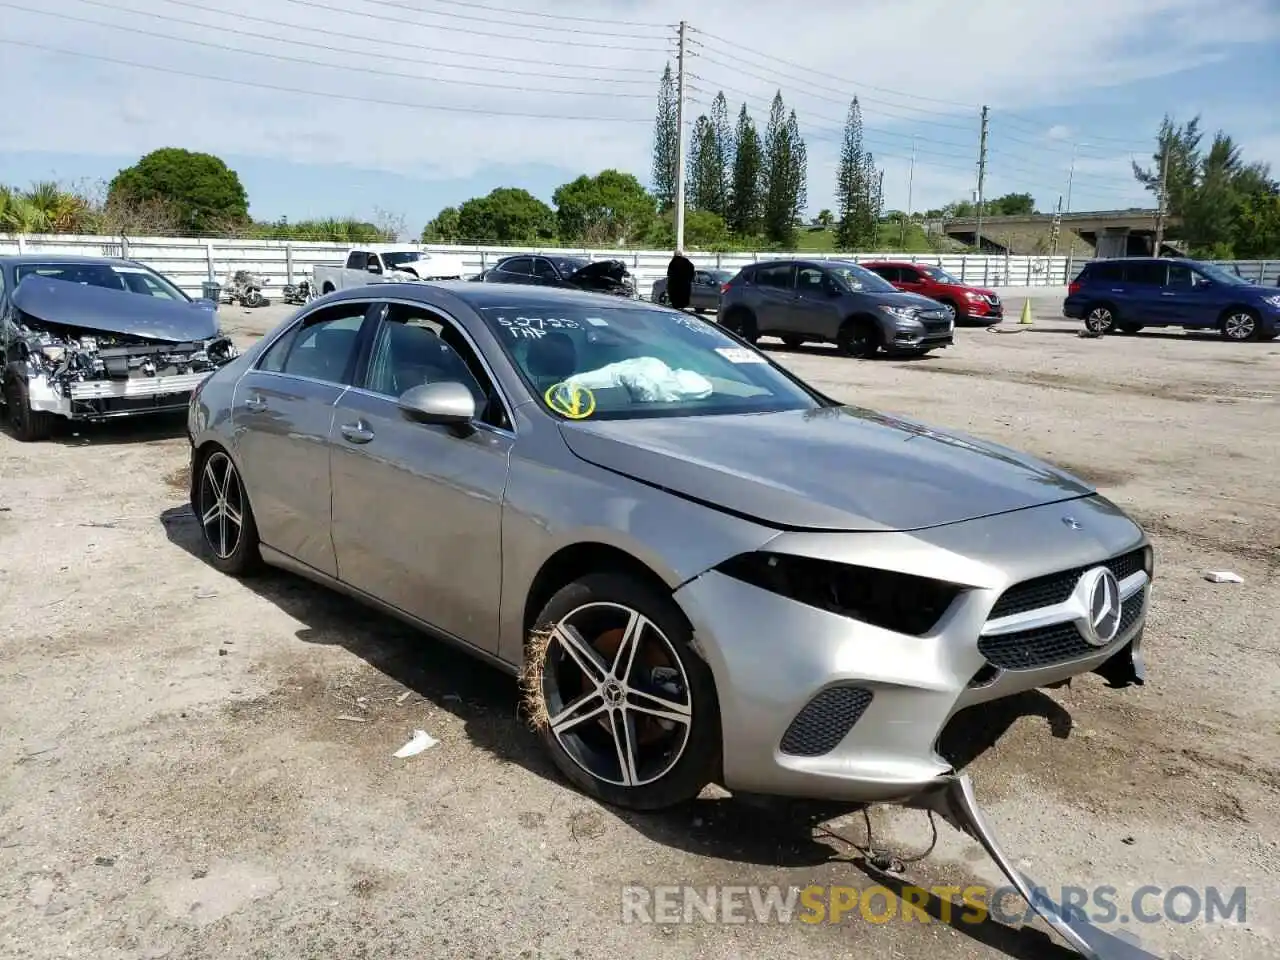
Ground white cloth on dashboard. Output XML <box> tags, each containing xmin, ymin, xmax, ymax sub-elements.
<box><xmin>565</xmin><ymin>356</ymin><xmax>713</xmax><ymax>403</ymax></box>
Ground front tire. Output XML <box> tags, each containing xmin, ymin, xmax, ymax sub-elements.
<box><xmin>1221</xmin><ymin>309</ymin><xmax>1261</xmax><ymax>342</ymax></box>
<box><xmin>721</xmin><ymin>308</ymin><xmax>759</xmax><ymax>344</ymax></box>
<box><xmin>837</xmin><ymin>318</ymin><xmax>879</xmax><ymax>358</ymax></box>
<box><xmin>194</xmin><ymin>446</ymin><xmax>262</xmax><ymax>576</ymax></box>
<box><xmin>527</xmin><ymin>573</ymin><xmax>721</xmax><ymax>811</ymax></box>
<box><xmin>4</xmin><ymin>380</ymin><xmax>57</xmax><ymax>442</ymax></box>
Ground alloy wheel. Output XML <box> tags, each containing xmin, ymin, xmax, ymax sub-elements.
<box><xmin>1223</xmin><ymin>312</ymin><xmax>1256</xmax><ymax>341</ymax></box>
<box><xmin>541</xmin><ymin>602</ymin><xmax>692</xmax><ymax>788</ymax></box>
<box><xmin>1085</xmin><ymin>307</ymin><xmax>1113</xmax><ymax>334</ymax></box>
<box><xmin>199</xmin><ymin>451</ymin><xmax>245</xmax><ymax>560</ymax></box>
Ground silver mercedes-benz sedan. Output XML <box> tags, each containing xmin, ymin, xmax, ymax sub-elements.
<box><xmin>186</xmin><ymin>282</ymin><xmax>1152</xmax><ymax>811</ymax></box>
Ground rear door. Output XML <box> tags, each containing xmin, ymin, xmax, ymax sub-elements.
<box><xmin>1121</xmin><ymin>260</ymin><xmax>1166</xmax><ymax>323</ymax></box>
<box><xmin>750</xmin><ymin>261</ymin><xmax>797</xmax><ymax>336</ymax></box>
<box><xmin>493</xmin><ymin>257</ymin><xmax>534</xmax><ymax>285</ymax></box>
<box><xmin>232</xmin><ymin>299</ymin><xmax>378</xmax><ymax>577</ymax></box>
<box><xmin>690</xmin><ymin>269</ymin><xmax>717</xmax><ymax>310</ymax></box>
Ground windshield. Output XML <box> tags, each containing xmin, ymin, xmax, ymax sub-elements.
<box><xmin>825</xmin><ymin>261</ymin><xmax>898</xmax><ymax>294</ymax></box>
<box><xmin>1193</xmin><ymin>262</ymin><xmax>1249</xmax><ymax>286</ymax></box>
<box><xmin>382</xmin><ymin>251</ymin><xmax>428</xmax><ymax>269</ymax></box>
<box><xmin>14</xmin><ymin>262</ymin><xmax>189</xmax><ymax>301</ymax></box>
<box><xmin>475</xmin><ymin>302</ymin><xmax>824</xmax><ymax>421</ymax></box>
<box><xmin>922</xmin><ymin>266</ymin><xmax>962</xmax><ymax>284</ymax></box>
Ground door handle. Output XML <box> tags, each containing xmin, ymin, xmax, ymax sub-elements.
<box><xmin>340</xmin><ymin>421</ymin><xmax>375</xmax><ymax>444</ymax></box>
<box><xmin>244</xmin><ymin>393</ymin><xmax>267</xmax><ymax>412</ymax></box>
<box><xmin>1161</xmin><ymin>291</ymin><xmax>1177</xmax><ymax>296</ymax></box>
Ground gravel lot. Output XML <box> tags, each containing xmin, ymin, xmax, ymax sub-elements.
<box><xmin>1</xmin><ymin>293</ymin><xmax>1277</xmax><ymax>960</ymax></box>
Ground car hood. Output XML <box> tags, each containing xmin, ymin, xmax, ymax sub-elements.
<box><xmin>866</xmin><ymin>288</ymin><xmax>949</xmax><ymax>312</ymax></box>
<box><xmin>559</xmin><ymin>406</ymin><xmax>1094</xmax><ymax>532</ymax></box>
<box><xmin>568</xmin><ymin>259</ymin><xmax>629</xmax><ymax>284</ymax></box>
<box><xmin>12</xmin><ymin>275</ymin><xmax>219</xmax><ymax>342</ymax></box>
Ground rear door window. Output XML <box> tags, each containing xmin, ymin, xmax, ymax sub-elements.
<box><xmin>756</xmin><ymin>262</ymin><xmax>795</xmax><ymax>289</ymax></box>
<box><xmin>500</xmin><ymin>258</ymin><xmax>532</xmax><ymax>276</ymax></box>
<box><xmin>1125</xmin><ymin>261</ymin><xmax>1167</xmax><ymax>286</ymax></box>
<box><xmin>1088</xmin><ymin>261</ymin><xmax>1125</xmax><ymax>283</ymax></box>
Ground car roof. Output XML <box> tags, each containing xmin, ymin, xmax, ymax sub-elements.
<box><xmin>0</xmin><ymin>254</ymin><xmax>145</xmax><ymax>267</ymax></box>
<box><xmin>318</xmin><ymin>280</ymin><xmax>653</xmax><ymax>311</ymax></box>
<box><xmin>861</xmin><ymin>260</ymin><xmax>919</xmax><ymax>267</ymax></box>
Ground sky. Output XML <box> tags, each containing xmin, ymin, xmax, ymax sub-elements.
<box><xmin>2</xmin><ymin>0</ymin><xmax>1279</xmax><ymax>241</ymax></box>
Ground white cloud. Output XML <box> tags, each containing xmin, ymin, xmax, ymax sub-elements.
<box><xmin>3</xmin><ymin>0</ymin><xmax>1278</xmax><ymax>214</ymax></box>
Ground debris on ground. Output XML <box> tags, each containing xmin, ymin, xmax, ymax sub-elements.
<box><xmin>393</xmin><ymin>730</ymin><xmax>438</xmax><ymax>758</ymax></box>
<box><xmin>1203</xmin><ymin>570</ymin><xmax>1244</xmax><ymax>583</ymax></box>
<box><xmin>336</xmin><ymin>715</ymin><xmax>369</xmax><ymax>723</ymax></box>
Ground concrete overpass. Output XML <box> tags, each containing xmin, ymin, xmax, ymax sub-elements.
<box><xmin>942</xmin><ymin>208</ymin><xmax>1183</xmax><ymax>257</ymax></box>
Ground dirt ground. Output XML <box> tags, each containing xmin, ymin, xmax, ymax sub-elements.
<box><xmin>1</xmin><ymin>295</ymin><xmax>1277</xmax><ymax>960</ymax></box>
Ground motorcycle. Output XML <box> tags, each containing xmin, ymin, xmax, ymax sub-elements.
<box><xmin>223</xmin><ymin>269</ymin><xmax>270</xmax><ymax>308</ymax></box>
<box><xmin>281</xmin><ymin>276</ymin><xmax>315</xmax><ymax>305</ymax></box>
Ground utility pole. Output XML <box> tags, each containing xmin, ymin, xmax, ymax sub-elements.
<box><xmin>1050</xmin><ymin>196</ymin><xmax>1063</xmax><ymax>255</ymax></box>
<box><xmin>1064</xmin><ymin>142</ymin><xmax>1081</xmax><ymax>275</ymax></box>
<box><xmin>1153</xmin><ymin>145</ymin><xmax>1170</xmax><ymax>255</ymax></box>
<box><xmin>974</xmin><ymin>106</ymin><xmax>989</xmax><ymax>254</ymax></box>
<box><xmin>873</xmin><ymin>169</ymin><xmax>884</xmax><ymax>248</ymax></box>
<box><xmin>673</xmin><ymin>20</ymin><xmax>688</xmax><ymax>252</ymax></box>
<box><xmin>901</xmin><ymin>136</ymin><xmax>916</xmax><ymax>249</ymax></box>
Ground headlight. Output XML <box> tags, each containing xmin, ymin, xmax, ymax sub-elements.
<box><xmin>881</xmin><ymin>305</ymin><xmax>920</xmax><ymax>322</ymax></box>
<box><xmin>715</xmin><ymin>552</ymin><xmax>964</xmax><ymax>636</ymax></box>
<box><xmin>965</xmin><ymin>290</ymin><xmax>985</xmax><ymax>300</ymax></box>
<box><xmin>1262</xmin><ymin>294</ymin><xmax>1280</xmax><ymax>308</ymax></box>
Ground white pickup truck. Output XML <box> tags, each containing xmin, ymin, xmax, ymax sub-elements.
<box><xmin>313</xmin><ymin>245</ymin><xmax>468</xmax><ymax>294</ymax></box>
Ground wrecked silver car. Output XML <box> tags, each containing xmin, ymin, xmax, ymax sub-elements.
<box><xmin>0</xmin><ymin>256</ymin><xmax>238</xmax><ymax>441</ymax></box>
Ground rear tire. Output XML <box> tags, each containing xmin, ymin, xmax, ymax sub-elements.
<box><xmin>837</xmin><ymin>318</ymin><xmax>879</xmax><ymax>358</ymax></box>
<box><xmin>1117</xmin><ymin>322</ymin><xmax>1144</xmax><ymax>335</ymax></box>
<box><xmin>721</xmin><ymin>308</ymin><xmax>759</xmax><ymax>344</ymax></box>
<box><xmin>1084</xmin><ymin>304</ymin><xmax>1116</xmax><ymax>335</ymax></box>
<box><xmin>4</xmin><ymin>380</ymin><xmax>57</xmax><ymax>442</ymax></box>
<box><xmin>527</xmin><ymin>572</ymin><xmax>721</xmax><ymax>812</ymax></box>
<box><xmin>781</xmin><ymin>335</ymin><xmax>805</xmax><ymax>349</ymax></box>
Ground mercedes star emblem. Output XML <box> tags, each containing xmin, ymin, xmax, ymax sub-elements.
<box><xmin>1079</xmin><ymin>567</ymin><xmax>1122</xmax><ymax>646</ymax></box>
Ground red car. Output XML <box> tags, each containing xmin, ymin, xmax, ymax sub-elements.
<box><xmin>861</xmin><ymin>261</ymin><xmax>1003</xmax><ymax>324</ymax></box>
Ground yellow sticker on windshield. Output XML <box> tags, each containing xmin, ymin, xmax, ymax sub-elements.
<box><xmin>544</xmin><ymin>382</ymin><xmax>596</xmax><ymax>419</ymax></box>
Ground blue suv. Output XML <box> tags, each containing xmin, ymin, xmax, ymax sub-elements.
<box><xmin>1063</xmin><ymin>257</ymin><xmax>1280</xmax><ymax>342</ymax></box>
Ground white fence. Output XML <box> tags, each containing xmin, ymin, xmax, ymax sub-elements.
<box><xmin>2</xmin><ymin>233</ymin><xmax>1277</xmax><ymax>297</ymax></box>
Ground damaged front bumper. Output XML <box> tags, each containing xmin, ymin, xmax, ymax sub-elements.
<box><xmin>18</xmin><ymin>333</ymin><xmax>238</xmax><ymax>421</ymax></box>
<box><xmin>909</xmin><ymin>774</ymin><xmax>1163</xmax><ymax>958</ymax></box>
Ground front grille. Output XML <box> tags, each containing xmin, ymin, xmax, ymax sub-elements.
<box><xmin>780</xmin><ymin>686</ymin><xmax>873</xmax><ymax>757</ymax></box>
<box><xmin>986</xmin><ymin>294</ymin><xmax>1001</xmax><ymax>305</ymax></box>
<box><xmin>978</xmin><ymin>591</ymin><xmax>1145</xmax><ymax>671</ymax></box>
<box><xmin>988</xmin><ymin>549</ymin><xmax>1145</xmax><ymax>620</ymax></box>
<box><xmin>923</xmin><ymin>320</ymin><xmax>951</xmax><ymax>333</ymax></box>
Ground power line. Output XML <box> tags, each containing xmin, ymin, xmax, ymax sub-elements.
<box><xmin>1</xmin><ymin>37</ymin><xmax>655</xmax><ymax>122</ymax></box>
<box><xmin>395</xmin><ymin>0</ymin><xmax>670</xmax><ymax>30</ymax></box>
<box><xmin>65</xmin><ymin>0</ymin><xmax>660</xmax><ymax>83</ymax></box>
<box><xmin>1</xmin><ymin>3</ymin><xmax>659</xmax><ymax>98</ymax></box>
<box><xmin>279</xmin><ymin>0</ymin><xmax>671</xmax><ymax>49</ymax></box>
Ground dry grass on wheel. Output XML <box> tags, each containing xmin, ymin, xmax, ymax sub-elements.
<box><xmin>518</xmin><ymin>625</ymin><xmax>555</xmax><ymax>732</ymax></box>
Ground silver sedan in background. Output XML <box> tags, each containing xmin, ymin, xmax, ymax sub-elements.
<box><xmin>186</xmin><ymin>282</ymin><xmax>1152</xmax><ymax>812</ymax></box>
<box><xmin>651</xmin><ymin>267</ymin><xmax>734</xmax><ymax>311</ymax></box>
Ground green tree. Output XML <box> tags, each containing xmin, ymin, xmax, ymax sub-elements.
<box><xmin>727</xmin><ymin>104</ymin><xmax>763</xmax><ymax>237</ymax></box>
<box><xmin>986</xmin><ymin>192</ymin><xmax>1036</xmax><ymax>216</ymax></box>
<box><xmin>647</xmin><ymin>207</ymin><xmax>730</xmax><ymax>250</ymax></box>
<box><xmin>421</xmin><ymin>206</ymin><xmax>461</xmax><ymax>242</ymax></box>
<box><xmin>456</xmin><ymin>187</ymin><xmax>556</xmax><ymax>244</ymax></box>
<box><xmin>107</xmin><ymin>148</ymin><xmax>248</xmax><ymax>233</ymax></box>
<box><xmin>816</xmin><ymin>209</ymin><xmax>834</xmax><ymax>228</ymax></box>
<box><xmin>688</xmin><ymin>115</ymin><xmax>728</xmax><ymax>216</ymax></box>
<box><xmin>553</xmin><ymin>169</ymin><xmax>656</xmax><ymax>246</ymax></box>
<box><xmin>1231</xmin><ymin>191</ymin><xmax>1280</xmax><ymax>258</ymax></box>
<box><xmin>786</xmin><ymin>109</ymin><xmax>807</xmax><ymax>223</ymax></box>
<box><xmin>708</xmin><ymin>92</ymin><xmax>733</xmax><ymax>219</ymax></box>
<box><xmin>860</xmin><ymin>150</ymin><xmax>880</xmax><ymax>245</ymax></box>
<box><xmin>761</xmin><ymin>92</ymin><xmax>801</xmax><ymax>246</ymax></box>
<box><xmin>651</xmin><ymin>63</ymin><xmax>679</xmax><ymax>211</ymax></box>
<box><xmin>835</xmin><ymin>97</ymin><xmax>866</xmax><ymax>249</ymax></box>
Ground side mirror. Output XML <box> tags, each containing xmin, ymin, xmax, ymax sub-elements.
<box><xmin>366</xmin><ymin>262</ymin><xmax>382</xmax><ymax>274</ymax></box>
<box><xmin>397</xmin><ymin>381</ymin><xmax>476</xmax><ymax>433</ymax></box>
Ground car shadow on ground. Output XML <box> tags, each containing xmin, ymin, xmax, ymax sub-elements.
<box><xmin>159</xmin><ymin>502</ymin><xmax>1081</xmax><ymax>958</ymax></box>
<box><xmin>40</xmin><ymin>411</ymin><xmax>189</xmax><ymax>447</ymax></box>
<box><xmin>760</xmin><ymin>341</ymin><xmax>942</xmax><ymax>362</ymax></box>
<box><xmin>1020</xmin><ymin>326</ymin><xmax>1234</xmax><ymax>343</ymax></box>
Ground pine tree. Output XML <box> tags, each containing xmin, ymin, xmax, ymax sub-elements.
<box><xmin>835</xmin><ymin>98</ymin><xmax>866</xmax><ymax>250</ymax></box>
<box><xmin>651</xmin><ymin>64</ymin><xmax>678</xmax><ymax>211</ymax></box>
<box><xmin>709</xmin><ymin>92</ymin><xmax>733</xmax><ymax>219</ymax></box>
<box><xmin>688</xmin><ymin>114</ymin><xmax>727</xmax><ymax>215</ymax></box>
<box><xmin>728</xmin><ymin>104</ymin><xmax>762</xmax><ymax>237</ymax></box>
<box><xmin>761</xmin><ymin>91</ymin><xmax>796</xmax><ymax>245</ymax></box>
<box><xmin>786</xmin><ymin>109</ymin><xmax>807</xmax><ymax>225</ymax></box>
<box><xmin>859</xmin><ymin>149</ymin><xmax>879</xmax><ymax>245</ymax></box>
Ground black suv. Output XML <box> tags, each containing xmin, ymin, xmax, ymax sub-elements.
<box><xmin>717</xmin><ymin>258</ymin><xmax>954</xmax><ymax>357</ymax></box>
<box><xmin>480</xmin><ymin>254</ymin><xmax>636</xmax><ymax>297</ymax></box>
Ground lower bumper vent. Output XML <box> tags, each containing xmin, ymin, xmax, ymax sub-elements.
<box><xmin>978</xmin><ymin>593</ymin><xmax>1144</xmax><ymax>671</ymax></box>
<box><xmin>780</xmin><ymin>686</ymin><xmax>873</xmax><ymax>757</ymax></box>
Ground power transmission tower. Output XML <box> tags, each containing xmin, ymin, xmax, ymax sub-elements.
<box><xmin>673</xmin><ymin>20</ymin><xmax>688</xmax><ymax>251</ymax></box>
<box><xmin>1153</xmin><ymin>146</ymin><xmax>1170</xmax><ymax>255</ymax></box>
<box><xmin>974</xmin><ymin>106</ymin><xmax>989</xmax><ymax>253</ymax></box>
